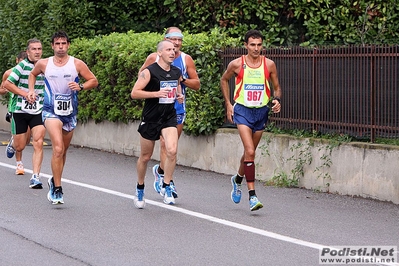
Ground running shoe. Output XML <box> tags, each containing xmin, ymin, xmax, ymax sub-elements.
<box><xmin>231</xmin><ymin>175</ymin><xmax>242</xmax><ymax>204</ymax></box>
<box><xmin>47</xmin><ymin>177</ymin><xmax>63</xmax><ymax>204</ymax></box>
<box><xmin>163</xmin><ymin>185</ymin><xmax>175</xmax><ymax>205</ymax></box>
<box><xmin>5</xmin><ymin>112</ymin><xmax>11</xmax><ymax>123</ymax></box>
<box><xmin>29</xmin><ymin>174</ymin><xmax>43</xmax><ymax>189</ymax></box>
<box><xmin>52</xmin><ymin>187</ymin><xmax>64</xmax><ymax>204</ymax></box>
<box><xmin>6</xmin><ymin>136</ymin><xmax>15</xmax><ymax>158</ymax></box>
<box><xmin>133</xmin><ymin>188</ymin><xmax>145</xmax><ymax>209</ymax></box>
<box><xmin>169</xmin><ymin>180</ymin><xmax>178</xmax><ymax>198</ymax></box>
<box><xmin>249</xmin><ymin>195</ymin><xmax>263</xmax><ymax>211</ymax></box>
<box><xmin>15</xmin><ymin>162</ymin><xmax>25</xmax><ymax>175</ymax></box>
<box><xmin>152</xmin><ymin>164</ymin><xmax>164</xmax><ymax>194</ymax></box>
<box><xmin>160</xmin><ymin>181</ymin><xmax>178</xmax><ymax>198</ymax></box>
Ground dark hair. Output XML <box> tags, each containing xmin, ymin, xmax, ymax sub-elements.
<box><xmin>244</xmin><ymin>30</ymin><xmax>264</xmax><ymax>43</ymax></box>
<box><xmin>26</xmin><ymin>38</ymin><xmax>41</xmax><ymax>50</ymax></box>
<box><xmin>17</xmin><ymin>51</ymin><xmax>27</xmax><ymax>60</ymax></box>
<box><xmin>51</xmin><ymin>30</ymin><xmax>71</xmax><ymax>44</ymax></box>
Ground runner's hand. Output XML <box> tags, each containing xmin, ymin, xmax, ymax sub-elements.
<box><xmin>176</xmin><ymin>93</ymin><xmax>184</xmax><ymax>104</ymax></box>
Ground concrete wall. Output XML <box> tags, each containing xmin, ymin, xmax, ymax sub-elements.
<box><xmin>1</xmin><ymin>105</ymin><xmax>398</xmax><ymax>204</ymax></box>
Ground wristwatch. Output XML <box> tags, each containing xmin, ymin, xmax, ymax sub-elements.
<box><xmin>79</xmin><ymin>84</ymin><xmax>84</xmax><ymax>90</ymax></box>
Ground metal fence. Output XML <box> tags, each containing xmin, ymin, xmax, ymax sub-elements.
<box><xmin>220</xmin><ymin>45</ymin><xmax>399</xmax><ymax>142</ymax></box>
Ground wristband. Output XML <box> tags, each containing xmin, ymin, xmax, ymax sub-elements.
<box><xmin>274</xmin><ymin>97</ymin><xmax>281</xmax><ymax>103</ymax></box>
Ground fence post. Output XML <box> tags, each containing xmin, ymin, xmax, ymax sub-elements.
<box><xmin>370</xmin><ymin>45</ymin><xmax>376</xmax><ymax>142</ymax></box>
<box><xmin>312</xmin><ymin>47</ymin><xmax>318</xmax><ymax>132</ymax></box>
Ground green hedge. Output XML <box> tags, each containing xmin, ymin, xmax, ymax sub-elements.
<box><xmin>2</xmin><ymin>0</ymin><xmax>399</xmax><ymax>136</ymax></box>
<box><xmin>2</xmin><ymin>0</ymin><xmax>399</xmax><ymax>72</ymax></box>
<box><xmin>70</xmin><ymin>29</ymin><xmax>240</xmax><ymax>136</ymax></box>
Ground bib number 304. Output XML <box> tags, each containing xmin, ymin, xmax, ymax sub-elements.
<box><xmin>54</xmin><ymin>94</ymin><xmax>73</xmax><ymax>116</ymax></box>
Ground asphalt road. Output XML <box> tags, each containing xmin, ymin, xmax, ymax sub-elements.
<box><xmin>0</xmin><ymin>130</ymin><xmax>398</xmax><ymax>266</ymax></box>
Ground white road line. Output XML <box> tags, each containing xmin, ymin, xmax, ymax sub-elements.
<box><xmin>1</xmin><ymin>162</ymin><xmax>397</xmax><ymax>266</ymax></box>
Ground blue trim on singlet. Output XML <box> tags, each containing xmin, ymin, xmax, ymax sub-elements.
<box><xmin>172</xmin><ymin>54</ymin><xmax>187</xmax><ymax>115</ymax></box>
<box><xmin>43</xmin><ymin>78</ymin><xmax>53</xmax><ymax>112</ymax></box>
<box><xmin>43</xmin><ymin>76</ymin><xmax>79</xmax><ymax>117</ymax></box>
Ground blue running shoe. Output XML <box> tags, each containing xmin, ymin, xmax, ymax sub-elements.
<box><xmin>163</xmin><ymin>185</ymin><xmax>175</xmax><ymax>205</ymax></box>
<box><xmin>29</xmin><ymin>174</ymin><xmax>43</xmax><ymax>189</ymax></box>
<box><xmin>47</xmin><ymin>177</ymin><xmax>63</xmax><ymax>204</ymax></box>
<box><xmin>53</xmin><ymin>187</ymin><xmax>64</xmax><ymax>204</ymax></box>
<box><xmin>133</xmin><ymin>188</ymin><xmax>145</xmax><ymax>209</ymax></box>
<box><xmin>47</xmin><ymin>177</ymin><xmax>55</xmax><ymax>202</ymax></box>
<box><xmin>6</xmin><ymin>136</ymin><xmax>15</xmax><ymax>159</ymax></box>
<box><xmin>152</xmin><ymin>164</ymin><xmax>163</xmax><ymax>194</ymax></box>
<box><xmin>249</xmin><ymin>195</ymin><xmax>263</xmax><ymax>211</ymax></box>
<box><xmin>231</xmin><ymin>175</ymin><xmax>242</xmax><ymax>204</ymax></box>
<box><xmin>169</xmin><ymin>181</ymin><xmax>178</xmax><ymax>198</ymax></box>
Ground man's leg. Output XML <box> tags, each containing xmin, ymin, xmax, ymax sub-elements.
<box><xmin>9</xmin><ymin>113</ymin><xmax>27</xmax><ymax>173</ymax></box>
<box><xmin>15</xmin><ymin>127</ymin><xmax>32</xmax><ymax>175</ymax></box>
<box><xmin>13</xmin><ymin>133</ymin><xmax>28</xmax><ymax>154</ymax></box>
<box><xmin>236</xmin><ymin>124</ymin><xmax>264</xmax><ymax>211</ymax></box>
<box><xmin>158</xmin><ymin>122</ymin><xmax>183</xmax><ymax>172</ymax></box>
<box><xmin>61</xmin><ymin>127</ymin><xmax>74</xmax><ymax>166</ymax></box>
<box><xmin>158</xmin><ymin>127</ymin><xmax>178</xmax><ymax>204</ymax></box>
<box><xmin>160</xmin><ymin>127</ymin><xmax>178</xmax><ymax>185</ymax></box>
<box><xmin>14</xmin><ymin>132</ymin><xmax>28</xmax><ymax>175</ymax></box>
<box><xmin>137</xmin><ymin>136</ymin><xmax>155</xmax><ymax>185</ymax></box>
<box><xmin>14</xmin><ymin>150</ymin><xmax>24</xmax><ymax>175</ymax></box>
<box><xmin>236</xmin><ymin>126</ymin><xmax>263</xmax><ymax>190</ymax></box>
<box><xmin>30</xmin><ymin>125</ymin><xmax>45</xmax><ymax>175</ymax></box>
<box><xmin>45</xmin><ymin>118</ymin><xmax>74</xmax><ymax>204</ymax></box>
<box><xmin>12</xmin><ymin>132</ymin><xmax>28</xmax><ymax>176</ymax></box>
<box><xmin>45</xmin><ymin>119</ymin><xmax>68</xmax><ymax>187</ymax></box>
<box><xmin>133</xmin><ymin>136</ymin><xmax>155</xmax><ymax>209</ymax></box>
<box><xmin>156</xmin><ymin>122</ymin><xmax>183</xmax><ymax>197</ymax></box>
<box><xmin>158</xmin><ymin>136</ymin><xmax>166</xmax><ymax>173</ymax></box>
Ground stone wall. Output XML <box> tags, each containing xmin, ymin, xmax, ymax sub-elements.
<box><xmin>1</xmin><ymin>105</ymin><xmax>398</xmax><ymax>204</ymax></box>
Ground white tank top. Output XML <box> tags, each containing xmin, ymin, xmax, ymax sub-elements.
<box><xmin>45</xmin><ymin>56</ymin><xmax>79</xmax><ymax>95</ymax></box>
<box><xmin>44</xmin><ymin>56</ymin><xmax>79</xmax><ymax>116</ymax></box>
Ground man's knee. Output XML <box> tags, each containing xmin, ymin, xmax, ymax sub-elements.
<box><xmin>13</xmin><ymin>135</ymin><xmax>27</xmax><ymax>152</ymax></box>
<box><xmin>165</xmin><ymin>144</ymin><xmax>177</xmax><ymax>158</ymax></box>
<box><xmin>52</xmin><ymin>144</ymin><xmax>65</xmax><ymax>158</ymax></box>
<box><xmin>139</xmin><ymin>151</ymin><xmax>153</xmax><ymax>163</ymax></box>
<box><xmin>32</xmin><ymin>138</ymin><xmax>43</xmax><ymax>148</ymax></box>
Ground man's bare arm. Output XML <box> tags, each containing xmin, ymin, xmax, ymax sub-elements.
<box><xmin>183</xmin><ymin>55</ymin><xmax>200</xmax><ymax>91</ymax></box>
<box><xmin>267</xmin><ymin>59</ymin><xmax>282</xmax><ymax>113</ymax></box>
<box><xmin>75</xmin><ymin>59</ymin><xmax>98</xmax><ymax>90</ymax></box>
<box><xmin>220</xmin><ymin>58</ymin><xmax>240</xmax><ymax>123</ymax></box>
<box><xmin>0</xmin><ymin>69</ymin><xmax>12</xmax><ymax>95</ymax></box>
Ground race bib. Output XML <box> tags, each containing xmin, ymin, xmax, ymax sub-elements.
<box><xmin>244</xmin><ymin>84</ymin><xmax>265</xmax><ymax>106</ymax></box>
<box><xmin>54</xmin><ymin>93</ymin><xmax>73</xmax><ymax>116</ymax></box>
<box><xmin>159</xmin><ymin>80</ymin><xmax>177</xmax><ymax>104</ymax></box>
<box><xmin>21</xmin><ymin>97</ymin><xmax>38</xmax><ymax>113</ymax></box>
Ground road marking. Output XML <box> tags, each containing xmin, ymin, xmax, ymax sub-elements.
<box><xmin>0</xmin><ymin>161</ymin><xmax>397</xmax><ymax>266</ymax></box>
<box><xmin>0</xmin><ymin>141</ymin><xmax>51</xmax><ymax>146</ymax></box>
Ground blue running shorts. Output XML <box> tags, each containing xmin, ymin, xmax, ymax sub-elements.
<box><xmin>233</xmin><ymin>103</ymin><xmax>270</xmax><ymax>133</ymax></box>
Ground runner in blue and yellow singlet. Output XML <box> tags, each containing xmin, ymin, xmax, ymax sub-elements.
<box><xmin>221</xmin><ymin>29</ymin><xmax>282</xmax><ymax>211</ymax></box>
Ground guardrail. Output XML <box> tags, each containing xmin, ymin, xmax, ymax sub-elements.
<box><xmin>221</xmin><ymin>45</ymin><xmax>399</xmax><ymax>142</ymax></box>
